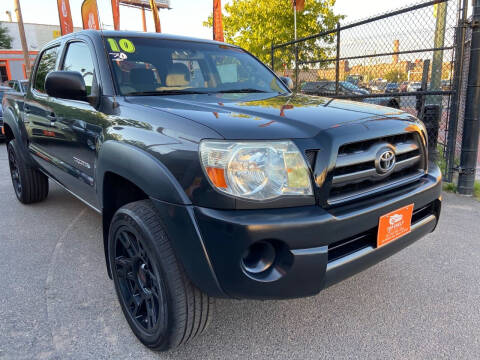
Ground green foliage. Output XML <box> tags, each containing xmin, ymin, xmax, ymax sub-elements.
<box><xmin>475</xmin><ymin>181</ymin><xmax>480</xmax><ymax>200</ymax></box>
<box><xmin>384</xmin><ymin>70</ymin><xmax>407</xmax><ymax>83</ymax></box>
<box><xmin>0</xmin><ymin>24</ymin><xmax>13</xmax><ymax>49</ymax></box>
<box><xmin>203</xmin><ymin>0</ymin><xmax>342</xmax><ymax>66</ymax></box>
<box><xmin>442</xmin><ymin>182</ymin><xmax>457</xmax><ymax>193</ymax></box>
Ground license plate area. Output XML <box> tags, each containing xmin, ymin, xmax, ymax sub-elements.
<box><xmin>377</xmin><ymin>204</ymin><xmax>414</xmax><ymax>247</ymax></box>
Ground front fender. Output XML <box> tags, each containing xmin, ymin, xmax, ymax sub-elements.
<box><xmin>96</xmin><ymin>141</ymin><xmax>225</xmax><ymax>296</ymax></box>
<box><xmin>96</xmin><ymin>140</ymin><xmax>191</xmax><ymax>207</ymax></box>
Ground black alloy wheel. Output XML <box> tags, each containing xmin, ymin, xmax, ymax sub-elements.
<box><xmin>6</xmin><ymin>140</ymin><xmax>49</xmax><ymax>204</ymax></box>
<box><xmin>113</xmin><ymin>226</ymin><xmax>166</xmax><ymax>334</ymax></box>
<box><xmin>8</xmin><ymin>144</ymin><xmax>22</xmax><ymax>199</ymax></box>
<box><xmin>109</xmin><ymin>200</ymin><xmax>213</xmax><ymax>351</ymax></box>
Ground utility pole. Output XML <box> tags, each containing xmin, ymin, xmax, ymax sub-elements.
<box><xmin>13</xmin><ymin>0</ymin><xmax>31</xmax><ymax>78</ymax></box>
<box><xmin>458</xmin><ymin>0</ymin><xmax>480</xmax><ymax>195</ymax></box>
<box><xmin>141</xmin><ymin>6</ymin><xmax>147</xmax><ymax>32</ymax></box>
<box><xmin>149</xmin><ymin>0</ymin><xmax>161</xmax><ymax>33</ymax></box>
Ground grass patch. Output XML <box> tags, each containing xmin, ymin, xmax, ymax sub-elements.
<box><xmin>442</xmin><ymin>179</ymin><xmax>480</xmax><ymax>200</ymax></box>
<box><xmin>433</xmin><ymin>145</ymin><xmax>479</xmax><ymax>200</ymax></box>
<box><xmin>443</xmin><ymin>182</ymin><xmax>457</xmax><ymax>192</ymax></box>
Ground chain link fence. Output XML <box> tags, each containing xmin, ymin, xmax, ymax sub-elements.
<box><xmin>271</xmin><ymin>0</ymin><xmax>469</xmax><ymax>178</ymax></box>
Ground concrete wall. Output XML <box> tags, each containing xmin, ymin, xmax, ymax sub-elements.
<box><xmin>0</xmin><ymin>21</ymin><xmax>82</xmax><ymax>51</ymax></box>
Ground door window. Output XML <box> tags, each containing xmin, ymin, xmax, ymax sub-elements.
<box><xmin>62</xmin><ymin>42</ymin><xmax>97</xmax><ymax>96</ymax></box>
<box><xmin>33</xmin><ymin>47</ymin><xmax>59</xmax><ymax>93</ymax></box>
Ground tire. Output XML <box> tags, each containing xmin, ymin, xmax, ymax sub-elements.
<box><xmin>108</xmin><ymin>200</ymin><xmax>213</xmax><ymax>351</ymax></box>
<box><xmin>7</xmin><ymin>139</ymin><xmax>49</xmax><ymax>204</ymax></box>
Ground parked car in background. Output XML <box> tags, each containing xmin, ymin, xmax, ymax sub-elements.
<box><xmin>339</xmin><ymin>81</ymin><xmax>370</xmax><ymax>94</ymax></box>
<box><xmin>7</xmin><ymin>80</ymin><xmax>29</xmax><ymax>94</ymax></box>
<box><xmin>400</xmin><ymin>81</ymin><xmax>409</xmax><ymax>92</ymax></box>
<box><xmin>0</xmin><ymin>85</ymin><xmax>14</xmax><ymax>140</ymax></box>
<box><xmin>385</xmin><ymin>83</ymin><xmax>399</xmax><ymax>93</ymax></box>
<box><xmin>407</xmin><ymin>82</ymin><xmax>422</xmax><ymax>92</ymax></box>
<box><xmin>370</xmin><ymin>80</ymin><xmax>387</xmax><ymax>93</ymax></box>
<box><xmin>345</xmin><ymin>74</ymin><xmax>365</xmax><ymax>87</ymax></box>
<box><xmin>441</xmin><ymin>79</ymin><xmax>451</xmax><ymax>90</ymax></box>
<box><xmin>301</xmin><ymin>80</ymin><xmax>399</xmax><ymax>108</ymax></box>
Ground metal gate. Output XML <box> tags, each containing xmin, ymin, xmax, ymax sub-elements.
<box><xmin>270</xmin><ymin>0</ymin><xmax>470</xmax><ymax>183</ymax></box>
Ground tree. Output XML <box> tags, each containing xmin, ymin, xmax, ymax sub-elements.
<box><xmin>384</xmin><ymin>69</ymin><xmax>407</xmax><ymax>83</ymax></box>
<box><xmin>0</xmin><ymin>24</ymin><xmax>13</xmax><ymax>49</ymax></box>
<box><xmin>204</xmin><ymin>0</ymin><xmax>342</xmax><ymax>68</ymax></box>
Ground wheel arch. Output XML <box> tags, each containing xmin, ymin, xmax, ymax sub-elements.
<box><xmin>3</xmin><ymin>122</ymin><xmax>15</xmax><ymax>143</ymax></box>
<box><xmin>96</xmin><ymin>141</ymin><xmax>191</xmax><ymax>276</ymax></box>
<box><xmin>97</xmin><ymin>142</ymin><xmax>224</xmax><ymax>296</ymax></box>
<box><xmin>96</xmin><ymin>141</ymin><xmax>191</xmax><ymax>208</ymax></box>
<box><xmin>2</xmin><ymin>106</ymin><xmax>29</xmax><ymax>156</ymax></box>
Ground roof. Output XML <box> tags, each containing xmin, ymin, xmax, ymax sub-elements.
<box><xmin>46</xmin><ymin>30</ymin><xmax>229</xmax><ymax>47</ymax></box>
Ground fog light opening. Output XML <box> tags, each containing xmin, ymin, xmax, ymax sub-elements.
<box><xmin>242</xmin><ymin>241</ymin><xmax>276</xmax><ymax>274</ymax></box>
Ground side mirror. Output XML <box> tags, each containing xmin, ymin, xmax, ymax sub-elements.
<box><xmin>45</xmin><ymin>71</ymin><xmax>87</xmax><ymax>101</ymax></box>
<box><xmin>279</xmin><ymin>76</ymin><xmax>294</xmax><ymax>90</ymax></box>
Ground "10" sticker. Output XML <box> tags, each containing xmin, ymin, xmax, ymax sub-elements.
<box><xmin>107</xmin><ymin>38</ymin><xmax>136</xmax><ymax>53</ymax></box>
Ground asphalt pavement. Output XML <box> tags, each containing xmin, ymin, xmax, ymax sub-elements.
<box><xmin>0</xmin><ymin>142</ymin><xmax>479</xmax><ymax>360</ymax></box>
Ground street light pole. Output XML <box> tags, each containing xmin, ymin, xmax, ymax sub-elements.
<box><xmin>13</xmin><ymin>0</ymin><xmax>31</xmax><ymax>78</ymax></box>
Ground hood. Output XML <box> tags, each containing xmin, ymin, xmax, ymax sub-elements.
<box><xmin>125</xmin><ymin>93</ymin><xmax>417</xmax><ymax>140</ymax></box>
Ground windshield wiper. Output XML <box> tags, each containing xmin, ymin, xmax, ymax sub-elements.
<box><xmin>125</xmin><ymin>90</ymin><xmax>212</xmax><ymax>96</ymax></box>
<box><xmin>216</xmin><ymin>88</ymin><xmax>268</xmax><ymax>93</ymax></box>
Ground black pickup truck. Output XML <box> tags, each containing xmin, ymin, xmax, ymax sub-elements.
<box><xmin>1</xmin><ymin>30</ymin><xmax>442</xmax><ymax>351</ymax></box>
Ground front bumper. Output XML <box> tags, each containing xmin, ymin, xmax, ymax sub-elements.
<box><xmin>192</xmin><ymin>163</ymin><xmax>442</xmax><ymax>299</ymax></box>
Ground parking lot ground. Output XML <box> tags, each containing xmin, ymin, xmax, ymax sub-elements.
<box><xmin>0</xmin><ymin>142</ymin><xmax>479</xmax><ymax>360</ymax></box>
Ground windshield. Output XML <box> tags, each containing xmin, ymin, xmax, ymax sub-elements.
<box><xmin>104</xmin><ymin>37</ymin><xmax>287</xmax><ymax>96</ymax></box>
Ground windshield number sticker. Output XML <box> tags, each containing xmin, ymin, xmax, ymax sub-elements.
<box><xmin>110</xmin><ymin>52</ymin><xmax>128</xmax><ymax>61</ymax></box>
<box><xmin>107</xmin><ymin>38</ymin><xmax>135</xmax><ymax>53</ymax></box>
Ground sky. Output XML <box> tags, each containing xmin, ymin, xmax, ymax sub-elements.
<box><xmin>0</xmin><ymin>0</ymin><xmax>438</xmax><ymax>40</ymax></box>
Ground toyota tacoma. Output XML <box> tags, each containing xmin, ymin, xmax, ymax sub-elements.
<box><xmin>1</xmin><ymin>31</ymin><xmax>442</xmax><ymax>351</ymax></box>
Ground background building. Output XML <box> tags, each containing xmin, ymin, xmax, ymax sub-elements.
<box><xmin>0</xmin><ymin>21</ymin><xmax>81</xmax><ymax>82</ymax></box>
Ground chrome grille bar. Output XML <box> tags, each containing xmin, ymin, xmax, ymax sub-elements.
<box><xmin>328</xmin><ymin>133</ymin><xmax>425</xmax><ymax>205</ymax></box>
<box><xmin>335</xmin><ymin>139</ymin><xmax>419</xmax><ymax>169</ymax></box>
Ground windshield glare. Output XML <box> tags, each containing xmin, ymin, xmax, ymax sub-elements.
<box><xmin>104</xmin><ymin>37</ymin><xmax>287</xmax><ymax>96</ymax></box>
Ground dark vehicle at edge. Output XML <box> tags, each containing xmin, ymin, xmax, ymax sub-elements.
<box><xmin>7</xmin><ymin>79</ymin><xmax>29</xmax><ymax>94</ymax></box>
<box><xmin>0</xmin><ymin>86</ymin><xmax>13</xmax><ymax>140</ymax></box>
<box><xmin>300</xmin><ymin>80</ymin><xmax>400</xmax><ymax>108</ymax></box>
<box><xmin>1</xmin><ymin>30</ymin><xmax>441</xmax><ymax>351</ymax></box>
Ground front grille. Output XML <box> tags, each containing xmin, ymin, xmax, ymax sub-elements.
<box><xmin>327</xmin><ymin>201</ymin><xmax>436</xmax><ymax>262</ymax></box>
<box><xmin>328</xmin><ymin>133</ymin><xmax>425</xmax><ymax>205</ymax></box>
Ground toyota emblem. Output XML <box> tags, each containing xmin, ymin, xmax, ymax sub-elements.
<box><xmin>375</xmin><ymin>147</ymin><xmax>396</xmax><ymax>175</ymax></box>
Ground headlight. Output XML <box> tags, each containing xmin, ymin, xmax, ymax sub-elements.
<box><xmin>199</xmin><ymin>140</ymin><xmax>313</xmax><ymax>201</ymax></box>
